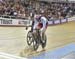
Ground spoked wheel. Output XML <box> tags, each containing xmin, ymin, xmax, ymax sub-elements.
<box><xmin>41</xmin><ymin>34</ymin><xmax>47</xmax><ymax>49</ymax></box>
<box><xmin>27</xmin><ymin>31</ymin><xmax>39</xmax><ymax>51</ymax></box>
<box><xmin>32</xmin><ymin>39</ymin><xmax>39</xmax><ymax>51</ymax></box>
<box><xmin>27</xmin><ymin>31</ymin><xmax>33</xmax><ymax>46</ymax></box>
<box><xmin>31</xmin><ymin>34</ymin><xmax>39</xmax><ymax>51</ymax></box>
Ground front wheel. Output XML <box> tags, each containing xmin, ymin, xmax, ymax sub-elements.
<box><xmin>32</xmin><ymin>39</ymin><xmax>39</xmax><ymax>51</ymax></box>
<box><xmin>32</xmin><ymin>34</ymin><xmax>39</xmax><ymax>51</ymax></box>
<box><xmin>27</xmin><ymin>31</ymin><xmax>39</xmax><ymax>51</ymax></box>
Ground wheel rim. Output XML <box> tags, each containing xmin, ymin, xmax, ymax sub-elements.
<box><xmin>32</xmin><ymin>39</ymin><xmax>39</xmax><ymax>51</ymax></box>
<box><xmin>27</xmin><ymin>31</ymin><xmax>33</xmax><ymax>45</ymax></box>
<box><xmin>27</xmin><ymin>31</ymin><xmax>39</xmax><ymax>51</ymax></box>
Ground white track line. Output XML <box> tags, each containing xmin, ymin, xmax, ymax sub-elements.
<box><xmin>0</xmin><ymin>52</ymin><xmax>27</xmax><ymax>59</ymax></box>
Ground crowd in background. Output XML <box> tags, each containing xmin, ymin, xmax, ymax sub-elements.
<box><xmin>0</xmin><ymin>0</ymin><xmax>75</xmax><ymax>20</ymax></box>
<box><xmin>39</xmin><ymin>2</ymin><xmax>75</xmax><ymax>20</ymax></box>
<box><xmin>0</xmin><ymin>0</ymin><xmax>28</xmax><ymax>18</ymax></box>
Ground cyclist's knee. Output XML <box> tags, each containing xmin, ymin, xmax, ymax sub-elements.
<box><xmin>40</xmin><ymin>29</ymin><xmax>46</xmax><ymax>34</ymax></box>
<box><xmin>33</xmin><ymin>29</ymin><xmax>37</xmax><ymax>34</ymax></box>
<box><xmin>40</xmin><ymin>29</ymin><xmax>46</xmax><ymax>38</ymax></box>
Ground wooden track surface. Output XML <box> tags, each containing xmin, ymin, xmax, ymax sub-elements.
<box><xmin>0</xmin><ymin>21</ymin><xmax>75</xmax><ymax>57</ymax></box>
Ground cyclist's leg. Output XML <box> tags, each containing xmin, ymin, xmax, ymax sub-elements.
<box><xmin>40</xmin><ymin>22</ymin><xmax>48</xmax><ymax>39</ymax></box>
<box><xmin>40</xmin><ymin>28</ymin><xmax>46</xmax><ymax>39</ymax></box>
<box><xmin>32</xmin><ymin>28</ymin><xmax>37</xmax><ymax>39</ymax></box>
<box><xmin>32</xmin><ymin>22</ymin><xmax>39</xmax><ymax>39</ymax></box>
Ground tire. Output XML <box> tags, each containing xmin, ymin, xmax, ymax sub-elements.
<box><xmin>27</xmin><ymin>31</ymin><xmax>33</xmax><ymax>46</ymax></box>
<box><xmin>33</xmin><ymin>39</ymin><xmax>39</xmax><ymax>51</ymax></box>
<box><xmin>32</xmin><ymin>35</ymin><xmax>39</xmax><ymax>51</ymax></box>
<box><xmin>27</xmin><ymin>31</ymin><xmax>39</xmax><ymax>51</ymax></box>
<box><xmin>41</xmin><ymin>34</ymin><xmax>47</xmax><ymax>49</ymax></box>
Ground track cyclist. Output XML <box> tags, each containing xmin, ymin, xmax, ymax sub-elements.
<box><xmin>32</xmin><ymin>10</ymin><xmax>48</xmax><ymax>50</ymax></box>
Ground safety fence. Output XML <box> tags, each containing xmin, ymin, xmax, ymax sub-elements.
<box><xmin>0</xmin><ymin>15</ymin><xmax>75</xmax><ymax>27</ymax></box>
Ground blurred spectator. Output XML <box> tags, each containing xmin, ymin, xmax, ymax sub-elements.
<box><xmin>0</xmin><ymin>0</ymin><xmax>75</xmax><ymax>20</ymax></box>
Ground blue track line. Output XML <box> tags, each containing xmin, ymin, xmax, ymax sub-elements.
<box><xmin>30</xmin><ymin>43</ymin><xmax>75</xmax><ymax>59</ymax></box>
